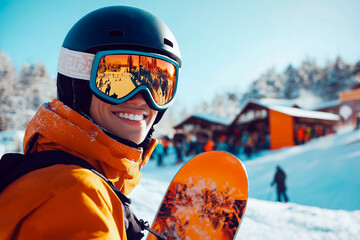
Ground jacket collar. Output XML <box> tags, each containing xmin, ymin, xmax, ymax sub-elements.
<box><xmin>23</xmin><ymin>99</ymin><xmax>157</xmax><ymax>195</ymax></box>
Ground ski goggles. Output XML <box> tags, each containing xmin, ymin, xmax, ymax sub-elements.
<box><xmin>57</xmin><ymin>47</ymin><xmax>180</xmax><ymax>110</ymax></box>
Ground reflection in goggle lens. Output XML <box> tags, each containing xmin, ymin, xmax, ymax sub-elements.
<box><xmin>95</xmin><ymin>54</ymin><xmax>177</xmax><ymax>106</ymax></box>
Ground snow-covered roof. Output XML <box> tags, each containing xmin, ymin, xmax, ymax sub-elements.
<box><xmin>311</xmin><ymin>100</ymin><xmax>341</xmax><ymax>110</ymax></box>
<box><xmin>237</xmin><ymin>98</ymin><xmax>299</xmax><ymax>114</ymax></box>
<box><xmin>253</xmin><ymin>98</ymin><xmax>298</xmax><ymax>108</ymax></box>
<box><xmin>191</xmin><ymin>113</ymin><xmax>232</xmax><ymax>126</ymax></box>
<box><xmin>238</xmin><ymin>98</ymin><xmax>340</xmax><ymax>121</ymax></box>
<box><xmin>268</xmin><ymin>105</ymin><xmax>340</xmax><ymax>121</ymax></box>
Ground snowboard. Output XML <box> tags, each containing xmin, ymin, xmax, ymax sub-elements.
<box><xmin>147</xmin><ymin>151</ymin><xmax>248</xmax><ymax>240</ymax></box>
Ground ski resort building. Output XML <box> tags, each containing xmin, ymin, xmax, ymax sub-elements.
<box><xmin>311</xmin><ymin>100</ymin><xmax>341</xmax><ymax>116</ymax></box>
<box><xmin>229</xmin><ymin>100</ymin><xmax>340</xmax><ymax>150</ymax></box>
<box><xmin>173</xmin><ymin>113</ymin><xmax>232</xmax><ymax>140</ymax></box>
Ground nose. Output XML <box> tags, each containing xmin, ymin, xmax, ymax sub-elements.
<box><xmin>126</xmin><ymin>92</ymin><xmax>147</xmax><ymax>106</ymax></box>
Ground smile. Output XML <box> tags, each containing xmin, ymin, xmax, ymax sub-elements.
<box><xmin>117</xmin><ymin>112</ymin><xmax>145</xmax><ymax>121</ymax></box>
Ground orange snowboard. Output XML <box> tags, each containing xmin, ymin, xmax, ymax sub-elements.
<box><xmin>147</xmin><ymin>151</ymin><xmax>248</xmax><ymax>240</ymax></box>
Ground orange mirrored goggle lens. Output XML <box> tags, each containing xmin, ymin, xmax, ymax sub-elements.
<box><xmin>95</xmin><ymin>54</ymin><xmax>177</xmax><ymax>106</ymax></box>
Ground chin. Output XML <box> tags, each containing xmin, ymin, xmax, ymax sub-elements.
<box><xmin>124</xmin><ymin>135</ymin><xmax>145</xmax><ymax>145</ymax></box>
<box><xmin>112</xmin><ymin>129</ymin><xmax>147</xmax><ymax>145</ymax></box>
<box><xmin>133</xmin><ymin>137</ymin><xmax>145</xmax><ymax>145</ymax></box>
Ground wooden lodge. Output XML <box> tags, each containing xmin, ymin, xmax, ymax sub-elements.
<box><xmin>174</xmin><ymin>113</ymin><xmax>232</xmax><ymax>139</ymax></box>
<box><xmin>173</xmin><ymin>98</ymin><xmax>343</xmax><ymax>151</ymax></box>
<box><xmin>229</xmin><ymin>100</ymin><xmax>340</xmax><ymax>150</ymax></box>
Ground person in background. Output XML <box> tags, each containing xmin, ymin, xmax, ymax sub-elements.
<box><xmin>304</xmin><ymin>126</ymin><xmax>312</xmax><ymax>143</ymax></box>
<box><xmin>154</xmin><ymin>139</ymin><xmax>165</xmax><ymax>167</ymax></box>
<box><xmin>271</xmin><ymin>165</ymin><xmax>289</xmax><ymax>203</ymax></box>
<box><xmin>216</xmin><ymin>135</ymin><xmax>229</xmax><ymax>151</ymax></box>
<box><xmin>173</xmin><ymin>133</ymin><xmax>185</xmax><ymax>164</ymax></box>
<box><xmin>162</xmin><ymin>136</ymin><xmax>170</xmax><ymax>156</ymax></box>
<box><xmin>296</xmin><ymin>125</ymin><xmax>305</xmax><ymax>145</ymax></box>
<box><xmin>203</xmin><ymin>135</ymin><xmax>215</xmax><ymax>152</ymax></box>
<box><xmin>243</xmin><ymin>132</ymin><xmax>253</xmax><ymax>158</ymax></box>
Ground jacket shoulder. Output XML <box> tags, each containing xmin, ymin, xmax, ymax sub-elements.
<box><xmin>2</xmin><ymin>163</ymin><xmax>120</xmax><ymax>204</ymax></box>
<box><xmin>0</xmin><ymin>165</ymin><xmax>125</xmax><ymax>239</ymax></box>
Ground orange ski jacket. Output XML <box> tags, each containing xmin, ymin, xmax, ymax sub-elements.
<box><xmin>0</xmin><ymin>99</ymin><xmax>157</xmax><ymax>240</ymax></box>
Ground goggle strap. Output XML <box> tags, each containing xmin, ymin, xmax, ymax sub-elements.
<box><xmin>57</xmin><ymin>46</ymin><xmax>94</xmax><ymax>80</ymax></box>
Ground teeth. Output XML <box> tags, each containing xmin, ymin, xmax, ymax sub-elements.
<box><xmin>118</xmin><ymin>112</ymin><xmax>144</xmax><ymax>121</ymax></box>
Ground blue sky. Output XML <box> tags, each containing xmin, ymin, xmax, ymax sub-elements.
<box><xmin>1</xmin><ymin>0</ymin><xmax>360</xmax><ymax>110</ymax></box>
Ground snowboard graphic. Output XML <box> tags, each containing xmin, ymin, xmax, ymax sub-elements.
<box><xmin>147</xmin><ymin>151</ymin><xmax>248</xmax><ymax>240</ymax></box>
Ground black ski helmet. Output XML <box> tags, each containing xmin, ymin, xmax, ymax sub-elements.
<box><xmin>57</xmin><ymin>6</ymin><xmax>181</xmax><ymax>124</ymax></box>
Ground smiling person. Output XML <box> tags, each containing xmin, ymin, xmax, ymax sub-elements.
<box><xmin>0</xmin><ymin>6</ymin><xmax>181</xmax><ymax>240</ymax></box>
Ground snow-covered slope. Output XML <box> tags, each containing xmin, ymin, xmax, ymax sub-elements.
<box><xmin>1</xmin><ymin>129</ymin><xmax>360</xmax><ymax>239</ymax></box>
<box><xmin>243</xmin><ymin>128</ymin><xmax>360</xmax><ymax>211</ymax></box>
<box><xmin>129</xmin><ymin>129</ymin><xmax>360</xmax><ymax>239</ymax></box>
<box><xmin>131</xmin><ymin>182</ymin><xmax>360</xmax><ymax>240</ymax></box>
<box><xmin>239</xmin><ymin>198</ymin><xmax>360</xmax><ymax>240</ymax></box>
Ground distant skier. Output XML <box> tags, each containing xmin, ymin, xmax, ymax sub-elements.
<box><xmin>271</xmin><ymin>165</ymin><xmax>289</xmax><ymax>202</ymax></box>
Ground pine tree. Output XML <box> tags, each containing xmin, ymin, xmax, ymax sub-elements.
<box><xmin>0</xmin><ymin>51</ymin><xmax>19</xmax><ymax>131</ymax></box>
<box><xmin>283</xmin><ymin>64</ymin><xmax>300</xmax><ymax>99</ymax></box>
<box><xmin>0</xmin><ymin>53</ymin><xmax>56</xmax><ymax>131</ymax></box>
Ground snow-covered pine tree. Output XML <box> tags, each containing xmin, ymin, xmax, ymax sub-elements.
<box><xmin>0</xmin><ymin>52</ymin><xmax>56</xmax><ymax>131</ymax></box>
<box><xmin>283</xmin><ymin>64</ymin><xmax>300</xmax><ymax>99</ymax></box>
<box><xmin>0</xmin><ymin>51</ymin><xmax>19</xmax><ymax>131</ymax></box>
<box><xmin>241</xmin><ymin>68</ymin><xmax>283</xmax><ymax>102</ymax></box>
<box><xmin>318</xmin><ymin>57</ymin><xmax>353</xmax><ymax>101</ymax></box>
<box><xmin>13</xmin><ymin>62</ymin><xmax>56</xmax><ymax>129</ymax></box>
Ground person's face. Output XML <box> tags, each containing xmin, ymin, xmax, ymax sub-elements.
<box><xmin>89</xmin><ymin>93</ymin><xmax>158</xmax><ymax>144</ymax></box>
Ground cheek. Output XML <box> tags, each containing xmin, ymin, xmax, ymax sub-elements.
<box><xmin>89</xmin><ymin>100</ymin><xmax>100</xmax><ymax>121</ymax></box>
<box><xmin>149</xmin><ymin>111</ymin><xmax>158</xmax><ymax>126</ymax></box>
<box><xmin>89</xmin><ymin>96</ymin><xmax>109</xmax><ymax>123</ymax></box>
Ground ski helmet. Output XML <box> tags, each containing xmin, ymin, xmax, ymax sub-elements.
<box><xmin>57</xmin><ymin>6</ymin><xmax>181</xmax><ymax>125</ymax></box>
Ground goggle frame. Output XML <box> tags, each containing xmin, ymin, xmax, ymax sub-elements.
<box><xmin>89</xmin><ymin>50</ymin><xmax>180</xmax><ymax>111</ymax></box>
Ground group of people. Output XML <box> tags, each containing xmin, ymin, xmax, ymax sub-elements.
<box><xmin>240</xmin><ymin>130</ymin><xmax>270</xmax><ymax>158</ymax></box>
<box><xmin>150</xmin><ymin>132</ymin><xmax>223</xmax><ymax>166</ymax></box>
<box><xmin>295</xmin><ymin>124</ymin><xmax>333</xmax><ymax>145</ymax></box>
<box><xmin>151</xmin><ymin>130</ymin><xmax>263</xmax><ymax>165</ymax></box>
<box><xmin>151</xmin><ymin>127</ymin><xmax>271</xmax><ymax>164</ymax></box>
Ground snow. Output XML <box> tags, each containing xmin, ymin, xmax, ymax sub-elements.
<box><xmin>131</xmin><ymin>129</ymin><xmax>360</xmax><ymax>239</ymax></box>
<box><xmin>242</xmin><ymin>129</ymin><xmax>360</xmax><ymax>211</ymax></box>
<box><xmin>249</xmin><ymin>99</ymin><xmax>340</xmax><ymax>121</ymax></box>
<box><xmin>268</xmin><ymin>105</ymin><xmax>340</xmax><ymax>121</ymax></box>
<box><xmin>311</xmin><ymin>99</ymin><xmax>341</xmax><ymax>111</ymax></box>
<box><xmin>1</xmin><ymin>129</ymin><xmax>360</xmax><ymax>239</ymax></box>
<box><xmin>0</xmin><ymin>130</ymin><xmax>24</xmax><ymax>153</ymax></box>
<box><xmin>239</xmin><ymin>199</ymin><xmax>360</xmax><ymax>240</ymax></box>
<box><xmin>254</xmin><ymin>98</ymin><xmax>299</xmax><ymax>108</ymax></box>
